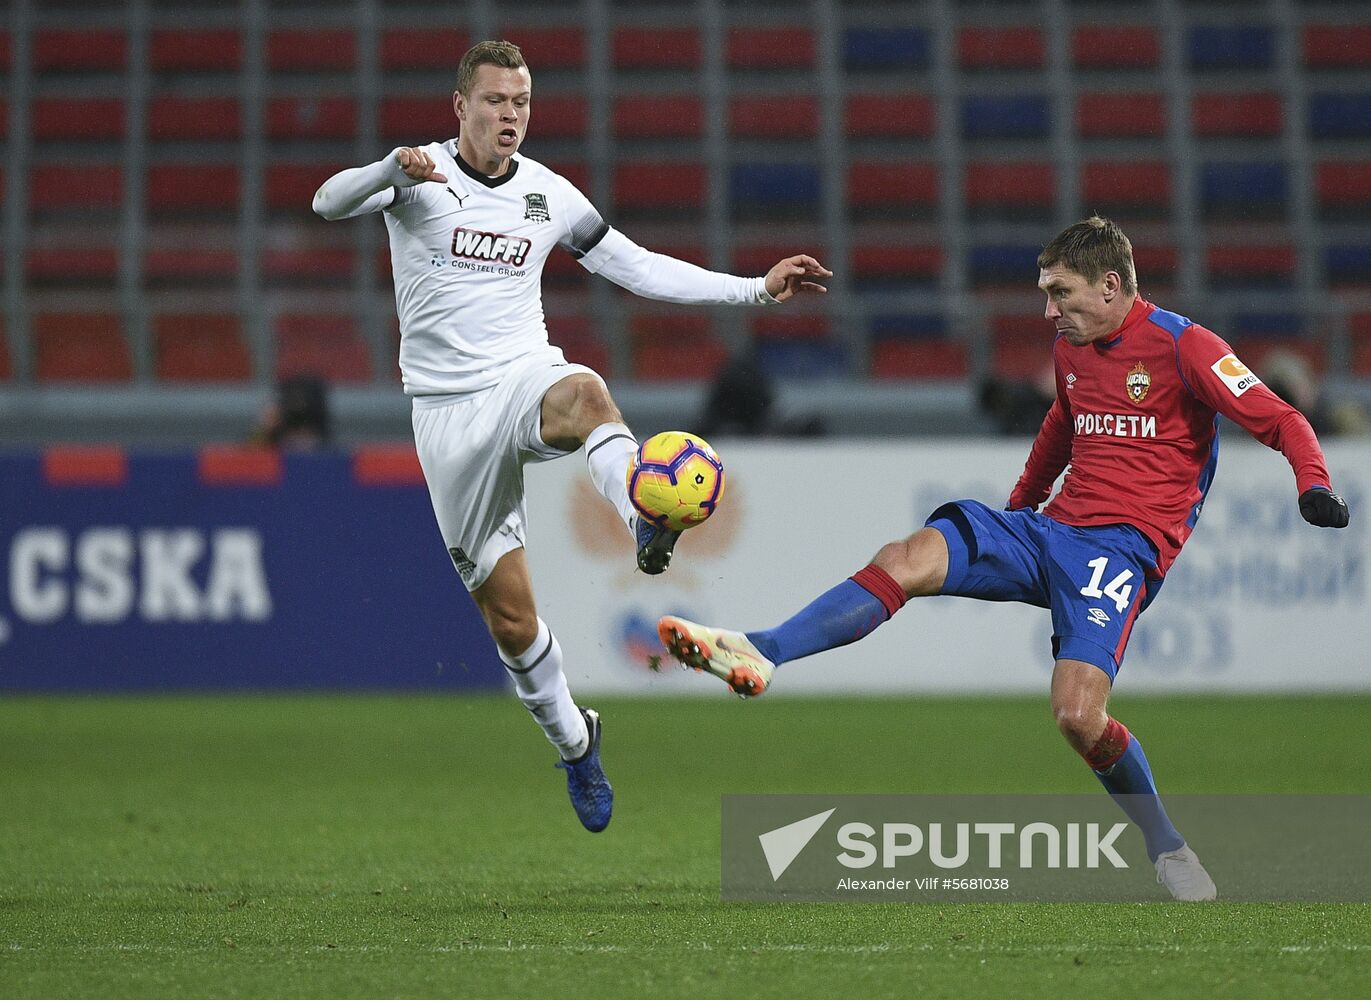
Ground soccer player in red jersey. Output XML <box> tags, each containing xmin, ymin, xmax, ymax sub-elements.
<box><xmin>658</xmin><ymin>216</ymin><xmax>1350</xmax><ymax>900</ymax></box>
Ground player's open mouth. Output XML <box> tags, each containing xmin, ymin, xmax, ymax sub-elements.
<box><xmin>497</xmin><ymin>129</ymin><xmax>518</xmax><ymax>147</ymax></box>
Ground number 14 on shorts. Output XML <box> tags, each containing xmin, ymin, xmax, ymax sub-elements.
<box><xmin>1079</xmin><ymin>557</ymin><xmax>1134</xmax><ymax>613</ymax></box>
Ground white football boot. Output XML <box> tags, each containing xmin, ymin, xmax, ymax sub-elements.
<box><xmin>1154</xmin><ymin>844</ymin><xmax>1218</xmax><ymax>901</ymax></box>
<box><xmin>657</xmin><ymin>616</ymin><xmax>775</xmax><ymax>697</ymax></box>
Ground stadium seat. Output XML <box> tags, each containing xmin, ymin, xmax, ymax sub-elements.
<box><xmin>1081</xmin><ymin>160</ymin><xmax>1171</xmax><ymax>213</ymax></box>
<box><xmin>545</xmin><ymin>160</ymin><xmax>590</xmax><ymax>194</ymax></box>
<box><xmin>380</xmin><ymin>97</ymin><xmax>454</xmax><ymax>140</ymax></box>
<box><xmin>850</xmin><ymin>246</ymin><xmax>943</xmax><ymax>289</ymax></box>
<box><xmin>27</xmin><ymin>245</ymin><xmax>120</xmax><ymax>286</ymax></box>
<box><xmin>262</xmin><ymin>246</ymin><xmax>355</xmax><ymax>288</ymax></box>
<box><xmin>1315</xmin><ymin>161</ymin><xmax>1371</xmax><ymax>217</ymax></box>
<box><xmin>144</xmin><ymin>245</ymin><xmax>239</xmax><ymax>286</ymax></box>
<box><xmin>844</xmin><ymin>94</ymin><xmax>935</xmax><ymax>137</ymax></box>
<box><xmin>1189</xmin><ymin>26</ymin><xmax>1274</xmax><ymax>71</ymax></box>
<box><xmin>149</xmin><ymin>30</ymin><xmax>241</xmax><ymax>72</ymax></box>
<box><xmin>148</xmin><ymin>97</ymin><xmax>241</xmax><ymax>140</ymax></box>
<box><xmin>528</xmin><ymin>96</ymin><xmax>587</xmax><ymax>139</ymax></box>
<box><xmin>843</xmin><ymin>28</ymin><xmax>930</xmax><ymax>71</ymax></box>
<box><xmin>545</xmin><ymin>316</ymin><xmax>611</xmax><ymax>375</ymax></box>
<box><xmin>497</xmin><ymin>26</ymin><xmax>584</xmax><ymax>69</ymax></box>
<box><xmin>1230</xmin><ymin>312</ymin><xmax>1306</xmax><ymax>339</ymax></box>
<box><xmin>1205</xmin><ymin>245</ymin><xmax>1296</xmax><ymax>287</ymax></box>
<box><xmin>1227</xmin><ymin>337</ymin><xmax>1324</xmax><ymax>375</ymax></box>
<box><xmin>1325</xmin><ymin>245</ymin><xmax>1371</xmax><ymax>287</ymax></box>
<box><xmin>34</xmin><ymin>313</ymin><xmax>132</xmax><ymax>382</ymax></box>
<box><xmin>1133</xmin><ymin>244</ymin><xmax>1179</xmax><ymax>288</ymax></box>
<box><xmin>730</xmin><ymin>163</ymin><xmax>821</xmax><ymax>214</ymax></box>
<box><xmin>1192</xmin><ymin>92</ymin><xmax>1283</xmax><ymax>137</ymax></box>
<box><xmin>964</xmin><ymin>161</ymin><xmax>1055</xmax><ymax>216</ymax></box>
<box><xmin>756</xmin><ymin>339</ymin><xmax>849</xmax><ymax>379</ymax></box>
<box><xmin>266</xmin><ymin>164</ymin><xmax>343</xmax><ymax>213</ymax></box>
<box><xmin>1309</xmin><ymin>94</ymin><xmax>1371</xmax><ymax>138</ymax></box>
<box><xmin>962</xmin><ymin>95</ymin><xmax>1051</xmax><ymax>139</ymax></box>
<box><xmin>630</xmin><ymin>315</ymin><xmax>727</xmax><ymax>381</ymax></box>
<box><xmin>1076</xmin><ymin>93</ymin><xmax>1166</xmax><ymax>137</ymax></box>
<box><xmin>971</xmin><ymin>244</ymin><xmax>1040</xmax><ymax>288</ymax></box>
<box><xmin>267</xmin><ymin>30</ymin><xmax>355</xmax><ymax>72</ymax></box>
<box><xmin>846</xmin><ymin>161</ymin><xmax>939</xmax><ymax>216</ymax></box>
<box><xmin>154</xmin><ymin>314</ymin><xmax>253</xmax><ymax>382</ymax></box>
<box><xmin>612</xmin><ymin>28</ymin><xmax>701</xmax><ymax>70</ymax></box>
<box><xmin>752</xmin><ymin>314</ymin><xmax>831</xmax><ymax>341</ymax></box>
<box><xmin>1303</xmin><ymin>25</ymin><xmax>1371</xmax><ymax>69</ymax></box>
<box><xmin>146</xmin><ymin>164</ymin><xmax>239</xmax><ymax>213</ymax></box>
<box><xmin>991</xmin><ymin>314</ymin><xmax>1055</xmax><ymax>379</ymax></box>
<box><xmin>0</xmin><ymin>320</ymin><xmax>10</xmax><ymax>381</ymax></box>
<box><xmin>729</xmin><ymin>96</ymin><xmax>820</xmax><ymax>139</ymax></box>
<box><xmin>33</xmin><ymin>30</ymin><xmax>126</xmax><ymax>71</ymax></box>
<box><xmin>267</xmin><ymin>97</ymin><xmax>357</xmax><ymax>140</ymax></box>
<box><xmin>32</xmin><ymin>98</ymin><xmax>124</xmax><ymax>141</ymax></box>
<box><xmin>542</xmin><ymin>244</ymin><xmax>592</xmax><ymax>287</ymax></box>
<box><xmin>273</xmin><ymin>315</ymin><xmax>372</xmax><ymax>383</ymax></box>
<box><xmin>380</xmin><ymin>29</ymin><xmax>469</xmax><ymax>70</ymax></box>
<box><xmin>871</xmin><ymin>339</ymin><xmax>968</xmax><ymax>380</ymax></box>
<box><xmin>728</xmin><ymin>27</ymin><xmax>815</xmax><ymax>69</ymax></box>
<box><xmin>613</xmin><ymin>161</ymin><xmax>706</xmax><ymax>215</ymax></box>
<box><xmin>959</xmin><ymin>27</ymin><xmax>1045</xmax><ymax>70</ymax></box>
<box><xmin>30</xmin><ymin>164</ymin><xmax>122</xmax><ymax>213</ymax></box>
<box><xmin>1200</xmin><ymin>161</ymin><xmax>1288</xmax><ymax>218</ymax></box>
<box><xmin>1072</xmin><ymin>26</ymin><xmax>1160</xmax><ymax>69</ymax></box>
<box><xmin>1350</xmin><ymin>313</ymin><xmax>1371</xmax><ymax>374</ymax></box>
<box><xmin>612</xmin><ymin>95</ymin><xmax>703</xmax><ymax>139</ymax></box>
<box><xmin>733</xmin><ymin>244</ymin><xmax>819</xmax><ymax>277</ymax></box>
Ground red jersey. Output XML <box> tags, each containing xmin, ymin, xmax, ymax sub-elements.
<box><xmin>1008</xmin><ymin>297</ymin><xmax>1331</xmax><ymax>577</ymax></box>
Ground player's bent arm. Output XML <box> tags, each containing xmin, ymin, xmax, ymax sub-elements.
<box><xmin>1008</xmin><ymin>398</ymin><xmax>1073</xmax><ymax>510</ymax></box>
<box><xmin>312</xmin><ymin>149</ymin><xmax>419</xmax><ymax>221</ymax></box>
<box><xmin>583</xmin><ymin>229</ymin><xmax>778</xmax><ymax>306</ymax></box>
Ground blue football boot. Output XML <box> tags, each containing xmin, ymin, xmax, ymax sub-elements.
<box><xmin>556</xmin><ymin>708</ymin><xmax>613</xmax><ymax>832</ymax></box>
<box><xmin>635</xmin><ymin>515</ymin><xmax>682</xmax><ymax>575</ymax></box>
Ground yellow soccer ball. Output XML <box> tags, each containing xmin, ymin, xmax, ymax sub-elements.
<box><xmin>626</xmin><ymin>431</ymin><xmax>726</xmax><ymax>532</ymax></box>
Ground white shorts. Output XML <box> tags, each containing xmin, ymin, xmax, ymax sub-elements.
<box><xmin>411</xmin><ymin>347</ymin><xmax>602</xmax><ymax>591</ymax></box>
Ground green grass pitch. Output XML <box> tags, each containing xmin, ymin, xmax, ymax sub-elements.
<box><xmin>3</xmin><ymin>693</ymin><xmax>1369</xmax><ymax>998</ymax></box>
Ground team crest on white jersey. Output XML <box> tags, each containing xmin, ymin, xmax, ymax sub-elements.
<box><xmin>1125</xmin><ymin>362</ymin><xmax>1151</xmax><ymax>404</ymax></box>
<box><xmin>523</xmin><ymin>192</ymin><xmax>550</xmax><ymax>222</ymax></box>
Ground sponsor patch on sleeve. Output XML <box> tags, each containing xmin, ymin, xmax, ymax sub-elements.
<box><xmin>1210</xmin><ymin>354</ymin><xmax>1262</xmax><ymax>397</ymax></box>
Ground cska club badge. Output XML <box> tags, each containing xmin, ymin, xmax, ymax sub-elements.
<box><xmin>1126</xmin><ymin>362</ymin><xmax>1152</xmax><ymax>404</ymax></box>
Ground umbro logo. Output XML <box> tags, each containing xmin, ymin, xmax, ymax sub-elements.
<box><xmin>1087</xmin><ymin>608</ymin><xmax>1111</xmax><ymax>627</ymax></box>
<box><xmin>1066</xmin><ymin>373</ymin><xmax>1077</xmax><ymax>390</ymax></box>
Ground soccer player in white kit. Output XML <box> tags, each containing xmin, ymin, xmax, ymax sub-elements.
<box><xmin>312</xmin><ymin>40</ymin><xmax>830</xmax><ymax>831</ymax></box>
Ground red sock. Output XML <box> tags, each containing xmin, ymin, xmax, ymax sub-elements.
<box><xmin>850</xmin><ymin>564</ymin><xmax>907</xmax><ymax>617</ymax></box>
<box><xmin>1082</xmin><ymin>717</ymin><xmax>1131</xmax><ymax>771</ymax></box>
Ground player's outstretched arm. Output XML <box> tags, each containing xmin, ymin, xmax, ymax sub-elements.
<box><xmin>764</xmin><ymin>255</ymin><xmax>833</xmax><ymax>302</ymax></box>
<box><xmin>312</xmin><ymin>146</ymin><xmax>448</xmax><ymax>221</ymax></box>
<box><xmin>1299</xmin><ymin>487</ymin><xmax>1350</xmax><ymax>528</ymax></box>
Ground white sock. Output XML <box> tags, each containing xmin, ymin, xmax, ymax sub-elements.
<box><xmin>499</xmin><ymin>618</ymin><xmax>589</xmax><ymax>760</ymax></box>
<box><xmin>584</xmin><ymin>421</ymin><xmax>639</xmax><ymax>534</ymax></box>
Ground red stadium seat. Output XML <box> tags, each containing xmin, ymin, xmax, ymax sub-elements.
<box><xmin>265</xmin><ymin>164</ymin><xmax>342</xmax><ymax>213</ymax></box>
<box><xmin>1350</xmin><ymin>313</ymin><xmax>1371</xmax><ymax>374</ymax></box>
<box><xmin>959</xmin><ymin>27</ymin><xmax>1045</xmax><ymax>69</ymax></box>
<box><xmin>991</xmin><ymin>314</ymin><xmax>1055</xmax><ymax>380</ymax></box>
<box><xmin>544</xmin><ymin>160</ymin><xmax>590</xmax><ymax>193</ymax></box>
<box><xmin>1191</xmin><ymin>92</ymin><xmax>1283</xmax><ymax>137</ymax></box>
<box><xmin>149</xmin><ymin>30</ymin><xmax>241</xmax><ymax>72</ymax></box>
<box><xmin>154</xmin><ymin>314</ymin><xmax>253</xmax><ymax>382</ymax></box>
<box><xmin>0</xmin><ymin>32</ymin><xmax>9</xmax><ymax>72</ymax></box>
<box><xmin>498</xmin><ymin>26</ymin><xmax>584</xmax><ymax>69</ymax></box>
<box><xmin>0</xmin><ymin>318</ymin><xmax>10</xmax><ymax>381</ymax></box>
<box><xmin>34</xmin><ymin>313</ymin><xmax>132</xmax><ymax>382</ymax></box>
<box><xmin>1081</xmin><ymin>160</ymin><xmax>1171</xmax><ymax>207</ymax></box>
<box><xmin>144</xmin><ymin>246</ymin><xmax>238</xmax><ymax>285</ymax></box>
<box><xmin>851</xmin><ymin>246</ymin><xmax>943</xmax><ymax>284</ymax></box>
<box><xmin>1205</xmin><ymin>245</ymin><xmax>1296</xmax><ymax>282</ymax></box>
<box><xmin>1315</xmin><ymin>161</ymin><xmax>1371</xmax><ymax>212</ymax></box>
<box><xmin>27</xmin><ymin>245</ymin><xmax>120</xmax><ymax>285</ymax></box>
<box><xmin>965</xmin><ymin>161</ymin><xmax>1054</xmax><ymax>207</ymax></box>
<box><xmin>751</xmin><ymin>314</ymin><xmax>830</xmax><ymax>340</ymax></box>
<box><xmin>613</xmin><ymin>161</ymin><xmax>706</xmax><ymax>214</ymax></box>
<box><xmin>728</xmin><ymin>28</ymin><xmax>815</xmax><ymax>69</ymax></box>
<box><xmin>613</xmin><ymin>28</ymin><xmax>701</xmax><ymax>70</ymax></box>
<box><xmin>1076</xmin><ymin>93</ymin><xmax>1166</xmax><ymax>137</ymax></box>
<box><xmin>148</xmin><ymin>97</ymin><xmax>241</xmax><ymax>140</ymax></box>
<box><xmin>871</xmin><ymin>340</ymin><xmax>968</xmax><ymax>379</ymax></box>
<box><xmin>732</xmin><ymin>244</ymin><xmax>825</xmax><ymax>277</ymax></box>
<box><xmin>380</xmin><ymin>29</ymin><xmax>469</xmax><ymax>70</ymax></box>
<box><xmin>274</xmin><ymin>315</ymin><xmax>372</xmax><ymax>383</ymax></box>
<box><xmin>1072</xmin><ymin>26</ymin><xmax>1161</xmax><ymax>68</ymax></box>
<box><xmin>844</xmin><ymin>94</ymin><xmax>936</xmax><ymax>137</ymax></box>
<box><xmin>612</xmin><ymin>95</ymin><xmax>703</xmax><ymax>139</ymax></box>
<box><xmin>546</xmin><ymin>315</ymin><xmax>611</xmax><ymax>375</ymax></box>
<box><xmin>630</xmin><ymin>315</ymin><xmax>727</xmax><ymax>381</ymax></box>
<box><xmin>1303</xmin><ymin>25</ymin><xmax>1371</xmax><ymax>68</ymax></box>
<box><xmin>267</xmin><ymin>97</ymin><xmax>357</xmax><ymax>140</ymax></box>
<box><xmin>1132</xmin><ymin>244</ymin><xmax>1179</xmax><ymax>287</ymax></box>
<box><xmin>267</xmin><ymin>30</ymin><xmax>355</xmax><ymax>72</ymax></box>
<box><xmin>1228</xmin><ymin>337</ymin><xmax>1325</xmax><ymax>375</ymax></box>
<box><xmin>33</xmin><ymin>30</ymin><xmax>126</xmax><ymax>71</ymax></box>
<box><xmin>32</xmin><ymin>98</ymin><xmax>125</xmax><ymax>141</ymax></box>
<box><xmin>531</xmin><ymin>96</ymin><xmax>588</xmax><ymax>139</ymax></box>
<box><xmin>146</xmin><ymin>164</ymin><xmax>239</xmax><ymax>213</ymax></box>
<box><xmin>729</xmin><ymin>96</ymin><xmax>819</xmax><ymax>138</ymax></box>
<box><xmin>30</xmin><ymin>164</ymin><xmax>122</xmax><ymax>211</ymax></box>
<box><xmin>847</xmin><ymin>161</ymin><xmax>939</xmax><ymax>209</ymax></box>
<box><xmin>262</xmin><ymin>246</ymin><xmax>355</xmax><ymax>287</ymax></box>
<box><xmin>380</xmin><ymin>97</ymin><xmax>455</xmax><ymax>140</ymax></box>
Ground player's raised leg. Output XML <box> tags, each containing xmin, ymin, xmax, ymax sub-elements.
<box><xmin>472</xmin><ymin>547</ymin><xmax>612</xmax><ymax>832</ymax></box>
<box><xmin>1051</xmin><ymin>659</ymin><xmax>1214</xmax><ymax>900</ymax></box>
<box><xmin>659</xmin><ymin>526</ymin><xmax>948</xmax><ymax>695</ymax></box>
<box><xmin>539</xmin><ymin>372</ymin><xmax>680</xmax><ymax>574</ymax></box>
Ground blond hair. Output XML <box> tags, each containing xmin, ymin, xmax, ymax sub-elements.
<box><xmin>456</xmin><ymin>40</ymin><xmax>527</xmax><ymax>95</ymax></box>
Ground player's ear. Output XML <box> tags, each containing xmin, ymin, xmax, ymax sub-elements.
<box><xmin>453</xmin><ymin>90</ymin><xmax>466</xmax><ymax>122</ymax></box>
<box><xmin>1101</xmin><ymin>270</ymin><xmax>1121</xmax><ymax>301</ymax></box>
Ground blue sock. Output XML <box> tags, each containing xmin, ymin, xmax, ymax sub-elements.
<box><xmin>745</xmin><ymin>568</ymin><xmax>903</xmax><ymax>665</ymax></box>
<box><xmin>1094</xmin><ymin>735</ymin><xmax>1185</xmax><ymax>862</ymax></box>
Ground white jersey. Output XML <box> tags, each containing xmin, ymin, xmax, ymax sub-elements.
<box><xmin>378</xmin><ymin>141</ymin><xmax>772</xmax><ymax>395</ymax></box>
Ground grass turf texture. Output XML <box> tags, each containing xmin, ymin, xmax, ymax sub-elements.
<box><xmin>2</xmin><ymin>694</ymin><xmax>1368</xmax><ymax>998</ymax></box>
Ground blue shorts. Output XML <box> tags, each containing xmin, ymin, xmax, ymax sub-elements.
<box><xmin>925</xmin><ymin>500</ymin><xmax>1162</xmax><ymax>681</ymax></box>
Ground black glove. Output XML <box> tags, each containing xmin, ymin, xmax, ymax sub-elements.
<box><xmin>1299</xmin><ymin>488</ymin><xmax>1350</xmax><ymax>528</ymax></box>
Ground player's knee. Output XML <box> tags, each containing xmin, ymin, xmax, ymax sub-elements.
<box><xmin>481</xmin><ymin>604</ymin><xmax>539</xmax><ymax>657</ymax></box>
<box><xmin>873</xmin><ymin>528</ymin><xmax>947</xmax><ymax>597</ymax></box>
<box><xmin>569</xmin><ymin>377</ymin><xmax>621</xmax><ymax>429</ymax></box>
<box><xmin>1053</xmin><ymin>702</ymin><xmax>1106</xmax><ymax>751</ymax></box>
